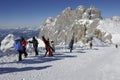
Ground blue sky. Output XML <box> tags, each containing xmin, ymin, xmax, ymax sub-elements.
<box><xmin>0</xmin><ymin>0</ymin><xmax>120</xmax><ymax>28</ymax></box>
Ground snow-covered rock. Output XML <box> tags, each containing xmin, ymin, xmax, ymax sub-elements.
<box><xmin>97</xmin><ymin>16</ymin><xmax>120</xmax><ymax>44</ymax></box>
<box><xmin>0</xmin><ymin>34</ymin><xmax>15</xmax><ymax>52</ymax></box>
<box><xmin>39</xmin><ymin>5</ymin><xmax>103</xmax><ymax>45</ymax></box>
<box><xmin>0</xmin><ymin>35</ymin><xmax>45</xmax><ymax>56</ymax></box>
<box><xmin>39</xmin><ymin>5</ymin><xmax>120</xmax><ymax>46</ymax></box>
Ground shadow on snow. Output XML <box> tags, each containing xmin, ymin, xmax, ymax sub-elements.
<box><xmin>0</xmin><ymin>53</ymin><xmax>77</xmax><ymax>65</ymax></box>
<box><xmin>0</xmin><ymin>65</ymin><xmax>52</xmax><ymax>74</ymax></box>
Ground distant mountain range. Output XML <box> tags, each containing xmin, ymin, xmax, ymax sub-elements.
<box><xmin>0</xmin><ymin>29</ymin><xmax>40</xmax><ymax>42</ymax></box>
<box><xmin>0</xmin><ymin>25</ymin><xmax>40</xmax><ymax>30</ymax></box>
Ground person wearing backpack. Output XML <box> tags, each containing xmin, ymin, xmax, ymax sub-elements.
<box><xmin>14</xmin><ymin>38</ymin><xmax>23</xmax><ymax>61</ymax></box>
<box><xmin>29</xmin><ymin>37</ymin><xmax>39</xmax><ymax>56</ymax></box>
<box><xmin>42</xmin><ymin>36</ymin><xmax>53</xmax><ymax>57</ymax></box>
<box><xmin>21</xmin><ymin>36</ymin><xmax>28</xmax><ymax>57</ymax></box>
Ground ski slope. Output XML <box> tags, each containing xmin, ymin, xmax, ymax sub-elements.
<box><xmin>0</xmin><ymin>46</ymin><xmax>120</xmax><ymax>80</ymax></box>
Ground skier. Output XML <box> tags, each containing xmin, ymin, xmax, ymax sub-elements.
<box><xmin>14</xmin><ymin>37</ymin><xmax>24</xmax><ymax>61</ymax></box>
<box><xmin>115</xmin><ymin>44</ymin><xmax>118</xmax><ymax>48</ymax></box>
<box><xmin>68</xmin><ymin>36</ymin><xmax>74</xmax><ymax>52</ymax></box>
<box><xmin>50</xmin><ymin>41</ymin><xmax>55</xmax><ymax>52</ymax></box>
<box><xmin>42</xmin><ymin>36</ymin><xmax>53</xmax><ymax>57</ymax></box>
<box><xmin>21</xmin><ymin>36</ymin><xmax>28</xmax><ymax>57</ymax></box>
<box><xmin>89</xmin><ymin>41</ymin><xmax>93</xmax><ymax>49</ymax></box>
<box><xmin>29</xmin><ymin>37</ymin><xmax>39</xmax><ymax>56</ymax></box>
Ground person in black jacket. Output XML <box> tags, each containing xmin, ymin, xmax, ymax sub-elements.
<box><xmin>29</xmin><ymin>37</ymin><xmax>39</xmax><ymax>56</ymax></box>
<box><xmin>0</xmin><ymin>42</ymin><xmax>1</xmax><ymax>47</ymax></box>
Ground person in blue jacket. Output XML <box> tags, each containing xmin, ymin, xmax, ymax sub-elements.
<box><xmin>14</xmin><ymin>38</ymin><xmax>23</xmax><ymax>61</ymax></box>
<box><xmin>69</xmin><ymin>35</ymin><xmax>74</xmax><ymax>53</ymax></box>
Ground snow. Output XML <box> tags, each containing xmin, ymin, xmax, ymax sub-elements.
<box><xmin>77</xmin><ymin>19</ymin><xmax>93</xmax><ymax>25</ymax></box>
<box><xmin>0</xmin><ymin>44</ymin><xmax>120</xmax><ymax>80</ymax></box>
<box><xmin>1</xmin><ymin>28</ymin><xmax>120</xmax><ymax>80</ymax></box>
<box><xmin>111</xmin><ymin>34</ymin><xmax>120</xmax><ymax>44</ymax></box>
<box><xmin>0</xmin><ymin>34</ymin><xmax>15</xmax><ymax>52</ymax></box>
<box><xmin>1</xmin><ymin>15</ymin><xmax>120</xmax><ymax>80</ymax></box>
<box><xmin>27</xmin><ymin>37</ymin><xmax>45</xmax><ymax>48</ymax></box>
<box><xmin>97</xmin><ymin>17</ymin><xmax>120</xmax><ymax>44</ymax></box>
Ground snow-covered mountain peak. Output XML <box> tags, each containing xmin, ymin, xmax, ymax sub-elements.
<box><xmin>39</xmin><ymin>5</ymin><xmax>103</xmax><ymax>45</ymax></box>
<box><xmin>39</xmin><ymin>5</ymin><xmax>120</xmax><ymax>45</ymax></box>
<box><xmin>62</xmin><ymin>7</ymin><xmax>72</xmax><ymax>13</ymax></box>
<box><xmin>76</xmin><ymin>5</ymin><xmax>86</xmax><ymax>10</ymax></box>
<box><xmin>44</xmin><ymin>17</ymin><xmax>54</xmax><ymax>24</ymax></box>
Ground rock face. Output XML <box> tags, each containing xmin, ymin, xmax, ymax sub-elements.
<box><xmin>39</xmin><ymin>5</ymin><xmax>111</xmax><ymax>45</ymax></box>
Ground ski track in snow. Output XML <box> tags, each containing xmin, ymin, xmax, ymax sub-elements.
<box><xmin>0</xmin><ymin>46</ymin><xmax>120</xmax><ymax>80</ymax></box>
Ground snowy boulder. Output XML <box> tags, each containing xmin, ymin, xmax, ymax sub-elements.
<box><xmin>0</xmin><ymin>34</ymin><xmax>15</xmax><ymax>52</ymax></box>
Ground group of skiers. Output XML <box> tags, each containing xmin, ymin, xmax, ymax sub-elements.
<box><xmin>13</xmin><ymin>34</ymin><xmax>120</xmax><ymax>61</ymax></box>
<box><xmin>14</xmin><ymin>36</ymin><xmax>55</xmax><ymax>61</ymax></box>
<box><xmin>4</xmin><ymin>33</ymin><xmax>120</xmax><ymax>62</ymax></box>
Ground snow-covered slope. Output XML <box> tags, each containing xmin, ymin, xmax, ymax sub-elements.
<box><xmin>97</xmin><ymin>16</ymin><xmax>120</xmax><ymax>44</ymax></box>
<box><xmin>0</xmin><ymin>45</ymin><xmax>120</xmax><ymax>80</ymax></box>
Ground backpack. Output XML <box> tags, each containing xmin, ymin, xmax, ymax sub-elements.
<box><xmin>21</xmin><ymin>39</ymin><xmax>26</xmax><ymax>47</ymax></box>
<box><xmin>14</xmin><ymin>39</ymin><xmax>23</xmax><ymax>51</ymax></box>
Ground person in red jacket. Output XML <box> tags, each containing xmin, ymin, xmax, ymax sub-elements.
<box><xmin>42</xmin><ymin>36</ymin><xmax>53</xmax><ymax>57</ymax></box>
<box><xmin>89</xmin><ymin>41</ymin><xmax>93</xmax><ymax>49</ymax></box>
<box><xmin>21</xmin><ymin>36</ymin><xmax>28</xmax><ymax>57</ymax></box>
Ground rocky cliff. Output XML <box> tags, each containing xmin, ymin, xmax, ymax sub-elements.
<box><xmin>39</xmin><ymin>5</ymin><xmax>112</xmax><ymax>45</ymax></box>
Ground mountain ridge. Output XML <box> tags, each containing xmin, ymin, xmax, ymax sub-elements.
<box><xmin>39</xmin><ymin>5</ymin><xmax>119</xmax><ymax>45</ymax></box>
